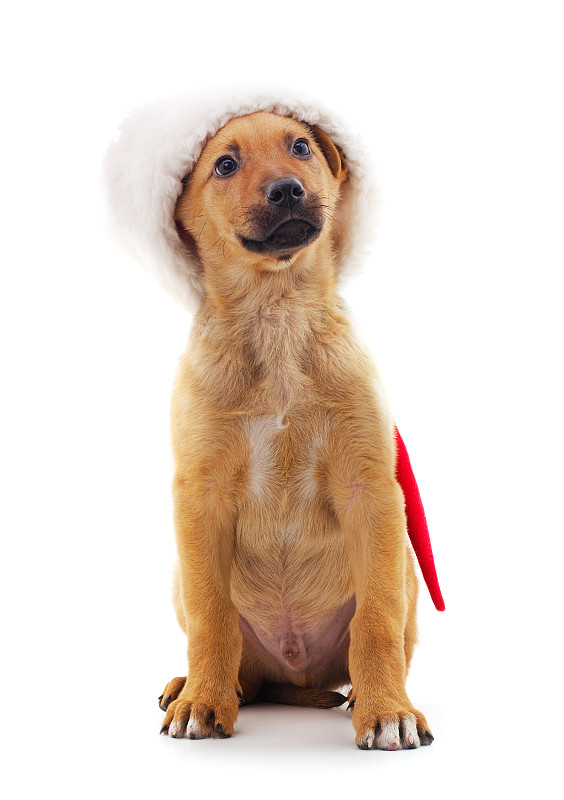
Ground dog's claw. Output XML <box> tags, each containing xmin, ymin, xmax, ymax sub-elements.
<box><xmin>160</xmin><ymin>725</ymin><xmax>168</xmax><ymax>735</ymax></box>
<box><xmin>420</xmin><ymin>729</ymin><xmax>434</xmax><ymax>746</ymax></box>
<box><xmin>215</xmin><ymin>722</ymin><xmax>230</xmax><ymax>738</ymax></box>
<box><xmin>347</xmin><ymin>699</ymin><xmax>355</xmax><ymax>710</ymax></box>
<box><xmin>236</xmin><ymin>689</ymin><xmax>244</xmax><ymax>702</ymax></box>
<box><xmin>161</xmin><ymin>694</ymin><xmax>172</xmax><ymax>711</ymax></box>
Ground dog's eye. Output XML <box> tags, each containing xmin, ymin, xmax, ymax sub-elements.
<box><xmin>292</xmin><ymin>139</ymin><xmax>311</xmax><ymax>158</ymax></box>
<box><xmin>214</xmin><ymin>156</ymin><xmax>239</xmax><ymax>177</ymax></box>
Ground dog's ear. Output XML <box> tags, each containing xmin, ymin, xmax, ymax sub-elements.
<box><xmin>175</xmin><ymin>219</ymin><xmax>198</xmax><ymax>251</ymax></box>
<box><xmin>174</xmin><ymin>180</ymin><xmax>201</xmax><ymax>262</ymax></box>
<box><xmin>309</xmin><ymin>124</ymin><xmax>349</xmax><ymax>183</ymax></box>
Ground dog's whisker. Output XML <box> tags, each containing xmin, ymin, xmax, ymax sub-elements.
<box><xmin>239</xmin><ymin>215</ymin><xmax>261</xmax><ymax>230</ymax></box>
<box><xmin>324</xmin><ymin>213</ymin><xmax>343</xmax><ymax>227</ymax></box>
<box><xmin>322</xmin><ymin>213</ymin><xmax>342</xmax><ymax>242</ymax></box>
<box><xmin>197</xmin><ymin>219</ymin><xmax>208</xmax><ymax>241</ymax></box>
<box><xmin>201</xmin><ymin>236</ymin><xmax>222</xmax><ymax>256</ymax></box>
<box><xmin>216</xmin><ymin>237</ymin><xmax>227</xmax><ymax>258</ymax></box>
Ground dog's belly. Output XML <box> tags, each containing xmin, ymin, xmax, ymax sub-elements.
<box><xmin>238</xmin><ymin>596</ymin><xmax>355</xmax><ymax>673</ymax></box>
<box><xmin>232</xmin><ymin>410</ymin><xmax>355</xmax><ymax>674</ymax></box>
<box><xmin>232</xmin><ymin>520</ymin><xmax>355</xmax><ymax>673</ymax></box>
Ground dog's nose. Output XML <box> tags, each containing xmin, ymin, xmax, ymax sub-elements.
<box><xmin>265</xmin><ymin>178</ymin><xmax>305</xmax><ymax>208</ymax></box>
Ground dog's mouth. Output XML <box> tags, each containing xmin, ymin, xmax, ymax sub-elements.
<box><xmin>239</xmin><ymin>218</ymin><xmax>322</xmax><ymax>255</ymax></box>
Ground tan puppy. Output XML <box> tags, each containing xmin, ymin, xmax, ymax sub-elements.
<box><xmin>158</xmin><ymin>111</ymin><xmax>432</xmax><ymax>750</ymax></box>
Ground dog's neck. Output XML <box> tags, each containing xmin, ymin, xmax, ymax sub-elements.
<box><xmin>201</xmin><ymin>237</ymin><xmax>336</xmax><ymax>313</ymax></box>
<box><xmin>192</xmin><ymin>238</ymin><xmax>352</xmax><ymax>408</ymax></box>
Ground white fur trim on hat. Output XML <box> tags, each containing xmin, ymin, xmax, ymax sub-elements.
<box><xmin>102</xmin><ymin>84</ymin><xmax>379</xmax><ymax>312</ymax></box>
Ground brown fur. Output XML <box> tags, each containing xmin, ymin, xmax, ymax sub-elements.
<box><xmin>158</xmin><ymin>112</ymin><xmax>432</xmax><ymax>748</ymax></box>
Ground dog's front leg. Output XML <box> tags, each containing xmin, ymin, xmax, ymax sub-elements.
<box><xmin>161</xmin><ymin>471</ymin><xmax>242</xmax><ymax>740</ymax></box>
<box><xmin>328</xmin><ymin>427</ymin><xmax>433</xmax><ymax>750</ymax></box>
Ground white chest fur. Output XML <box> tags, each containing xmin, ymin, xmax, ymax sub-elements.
<box><xmin>242</xmin><ymin>411</ymin><xmax>329</xmax><ymax>511</ymax></box>
<box><xmin>244</xmin><ymin>413</ymin><xmax>289</xmax><ymax>500</ymax></box>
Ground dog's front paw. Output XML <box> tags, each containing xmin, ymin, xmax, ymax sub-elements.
<box><xmin>350</xmin><ymin>694</ymin><xmax>433</xmax><ymax>750</ymax></box>
<box><xmin>160</xmin><ymin>684</ymin><xmax>241</xmax><ymax>740</ymax></box>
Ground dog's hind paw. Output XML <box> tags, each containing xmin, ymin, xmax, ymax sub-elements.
<box><xmin>158</xmin><ymin>676</ymin><xmax>186</xmax><ymax>711</ymax></box>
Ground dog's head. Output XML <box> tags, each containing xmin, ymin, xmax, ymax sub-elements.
<box><xmin>103</xmin><ymin>88</ymin><xmax>378</xmax><ymax>311</ymax></box>
<box><xmin>174</xmin><ymin>112</ymin><xmax>349</xmax><ymax>276</ymax></box>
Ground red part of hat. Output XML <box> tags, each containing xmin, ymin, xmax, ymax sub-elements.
<box><xmin>394</xmin><ymin>425</ymin><xmax>445</xmax><ymax>611</ymax></box>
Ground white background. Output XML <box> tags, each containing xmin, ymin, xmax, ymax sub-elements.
<box><xmin>2</xmin><ymin>1</ymin><xmax>563</xmax><ymax>798</ymax></box>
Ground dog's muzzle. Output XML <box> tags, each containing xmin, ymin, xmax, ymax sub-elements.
<box><xmin>238</xmin><ymin>179</ymin><xmax>324</xmax><ymax>255</ymax></box>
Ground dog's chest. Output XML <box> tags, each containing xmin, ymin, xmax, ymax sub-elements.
<box><xmin>241</xmin><ymin>409</ymin><xmax>325</xmax><ymax>508</ymax></box>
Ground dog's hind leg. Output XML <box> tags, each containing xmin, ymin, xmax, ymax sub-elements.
<box><xmin>172</xmin><ymin>561</ymin><xmax>187</xmax><ymax>634</ymax></box>
<box><xmin>404</xmin><ymin>548</ymin><xmax>419</xmax><ymax>673</ymax></box>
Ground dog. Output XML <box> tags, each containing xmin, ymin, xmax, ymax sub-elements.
<box><xmin>151</xmin><ymin>110</ymin><xmax>434</xmax><ymax>750</ymax></box>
